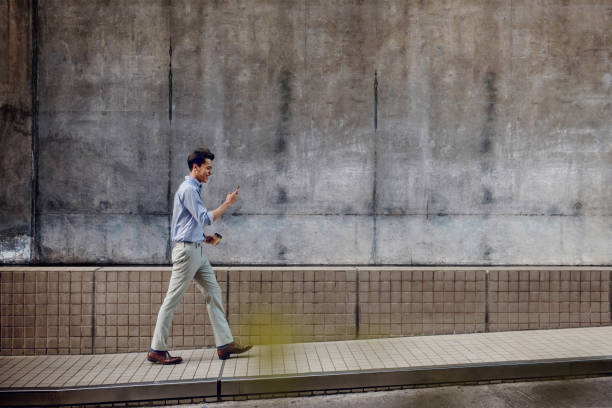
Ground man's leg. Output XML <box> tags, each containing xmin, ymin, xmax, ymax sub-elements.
<box><xmin>150</xmin><ymin>243</ymin><xmax>197</xmax><ymax>354</ymax></box>
<box><xmin>193</xmin><ymin>254</ymin><xmax>233</xmax><ymax>347</ymax></box>
<box><xmin>195</xmin><ymin>251</ymin><xmax>251</xmax><ymax>360</ymax></box>
<box><xmin>193</xmin><ymin>250</ymin><xmax>251</xmax><ymax>360</ymax></box>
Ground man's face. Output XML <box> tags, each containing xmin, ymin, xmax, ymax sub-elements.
<box><xmin>194</xmin><ymin>158</ymin><xmax>213</xmax><ymax>183</ymax></box>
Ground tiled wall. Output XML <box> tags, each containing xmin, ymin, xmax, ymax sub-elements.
<box><xmin>1</xmin><ymin>267</ymin><xmax>610</xmax><ymax>355</ymax></box>
<box><xmin>93</xmin><ymin>267</ymin><xmax>224</xmax><ymax>354</ymax></box>
<box><xmin>488</xmin><ymin>270</ymin><xmax>611</xmax><ymax>331</ymax></box>
<box><xmin>228</xmin><ymin>268</ymin><xmax>357</xmax><ymax>344</ymax></box>
<box><xmin>0</xmin><ymin>267</ymin><xmax>223</xmax><ymax>355</ymax></box>
<box><xmin>357</xmin><ymin>269</ymin><xmax>486</xmax><ymax>339</ymax></box>
<box><xmin>0</xmin><ymin>267</ymin><xmax>95</xmax><ymax>355</ymax></box>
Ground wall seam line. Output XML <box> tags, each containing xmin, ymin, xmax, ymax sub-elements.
<box><xmin>608</xmin><ymin>271</ymin><xmax>611</xmax><ymax>323</ymax></box>
<box><xmin>225</xmin><ymin>267</ymin><xmax>230</xmax><ymax>323</ymax></box>
<box><xmin>30</xmin><ymin>0</ymin><xmax>40</xmax><ymax>264</ymax></box>
<box><xmin>485</xmin><ymin>270</ymin><xmax>490</xmax><ymax>333</ymax></box>
<box><xmin>355</xmin><ymin>267</ymin><xmax>360</xmax><ymax>339</ymax></box>
<box><xmin>370</xmin><ymin>72</ymin><xmax>378</xmax><ymax>265</ymax></box>
<box><xmin>217</xmin><ymin>359</ymin><xmax>225</xmax><ymax>401</ymax></box>
<box><xmin>91</xmin><ymin>267</ymin><xmax>103</xmax><ymax>354</ymax></box>
<box><xmin>166</xmin><ymin>0</ymin><xmax>173</xmax><ymax>263</ymax></box>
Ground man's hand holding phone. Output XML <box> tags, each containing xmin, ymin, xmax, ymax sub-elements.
<box><xmin>212</xmin><ymin>185</ymin><xmax>239</xmax><ymax>222</ymax></box>
<box><xmin>226</xmin><ymin>186</ymin><xmax>239</xmax><ymax>206</ymax></box>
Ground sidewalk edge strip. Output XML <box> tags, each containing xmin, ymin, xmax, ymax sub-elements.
<box><xmin>0</xmin><ymin>378</ymin><xmax>218</xmax><ymax>407</ymax></box>
<box><xmin>219</xmin><ymin>356</ymin><xmax>612</xmax><ymax>396</ymax></box>
<box><xmin>2</xmin><ymin>356</ymin><xmax>611</xmax><ymax>406</ymax></box>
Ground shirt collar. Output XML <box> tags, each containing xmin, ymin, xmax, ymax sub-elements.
<box><xmin>185</xmin><ymin>176</ymin><xmax>202</xmax><ymax>190</ymax></box>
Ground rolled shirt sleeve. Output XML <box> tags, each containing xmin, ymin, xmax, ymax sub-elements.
<box><xmin>183</xmin><ymin>185</ymin><xmax>214</xmax><ymax>227</ymax></box>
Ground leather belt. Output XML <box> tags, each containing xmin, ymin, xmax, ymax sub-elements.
<box><xmin>176</xmin><ymin>241</ymin><xmax>203</xmax><ymax>248</ymax></box>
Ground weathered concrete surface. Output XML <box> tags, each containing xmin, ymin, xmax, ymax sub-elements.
<box><xmin>38</xmin><ymin>213</ymin><xmax>168</xmax><ymax>263</ymax></box>
<box><xmin>159</xmin><ymin>376</ymin><xmax>612</xmax><ymax>408</ymax></box>
<box><xmin>372</xmin><ymin>1</ymin><xmax>611</xmax><ymax>265</ymax></box>
<box><xmin>3</xmin><ymin>0</ymin><xmax>611</xmax><ymax>264</ymax></box>
<box><xmin>0</xmin><ymin>1</ymin><xmax>32</xmax><ymax>263</ymax></box>
<box><xmin>171</xmin><ymin>0</ymin><xmax>379</xmax><ymax>264</ymax></box>
<box><xmin>172</xmin><ymin>0</ymin><xmax>611</xmax><ymax>265</ymax></box>
<box><xmin>35</xmin><ymin>0</ymin><xmax>170</xmax><ymax>263</ymax></box>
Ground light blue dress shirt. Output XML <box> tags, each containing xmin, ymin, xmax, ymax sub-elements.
<box><xmin>170</xmin><ymin>176</ymin><xmax>215</xmax><ymax>243</ymax></box>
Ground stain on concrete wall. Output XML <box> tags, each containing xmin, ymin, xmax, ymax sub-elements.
<box><xmin>2</xmin><ymin>0</ymin><xmax>611</xmax><ymax>265</ymax></box>
<box><xmin>0</xmin><ymin>0</ymin><xmax>33</xmax><ymax>263</ymax></box>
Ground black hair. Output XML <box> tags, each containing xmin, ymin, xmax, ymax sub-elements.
<box><xmin>187</xmin><ymin>148</ymin><xmax>215</xmax><ymax>170</ymax></box>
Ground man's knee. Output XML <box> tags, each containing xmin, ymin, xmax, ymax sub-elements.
<box><xmin>160</xmin><ymin>297</ymin><xmax>179</xmax><ymax>312</ymax></box>
<box><xmin>204</xmin><ymin>290</ymin><xmax>222</xmax><ymax>305</ymax></box>
<box><xmin>161</xmin><ymin>287</ymin><xmax>187</xmax><ymax>310</ymax></box>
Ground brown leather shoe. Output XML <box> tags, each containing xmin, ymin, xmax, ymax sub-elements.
<box><xmin>147</xmin><ymin>349</ymin><xmax>183</xmax><ymax>365</ymax></box>
<box><xmin>217</xmin><ymin>342</ymin><xmax>252</xmax><ymax>360</ymax></box>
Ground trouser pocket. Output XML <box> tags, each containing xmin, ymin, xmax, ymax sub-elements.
<box><xmin>172</xmin><ymin>244</ymin><xmax>189</xmax><ymax>265</ymax></box>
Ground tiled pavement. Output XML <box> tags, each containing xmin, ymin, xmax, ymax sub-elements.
<box><xmin>1</xmin><ymin>326</ymin><xmax>612</xmax><ymax>406</ymax></box>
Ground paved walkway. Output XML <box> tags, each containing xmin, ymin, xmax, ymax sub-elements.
<box><xmin>1</xmin><ymin>326</ymin><xmax>612</xmax><ymax>406</ymax></box>
<box><xmin>156</xmin><ymin>376</ymin><xmax>612</xmax><ymax>408</ymax></box>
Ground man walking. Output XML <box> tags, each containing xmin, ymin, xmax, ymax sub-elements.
<box><xmin>148</xmin><ymin>148</ymin><xmax>251</xmax><ymax>364</ymax></box>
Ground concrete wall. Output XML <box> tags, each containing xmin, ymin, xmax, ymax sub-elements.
<box><xmin>0</xmin><ymin>0</ymin><xmax>32</xmax><ymax>263</ymax></box>
<box><xmin>1</xmin><ymin>0</ymin><xmax>611</xmax><ymax>265</ymax></box>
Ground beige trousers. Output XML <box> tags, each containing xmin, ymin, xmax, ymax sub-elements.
<box><xmin>151</xmin><ymin>242</ymin><xmax>233</xmax><ymax>350</ymax></box>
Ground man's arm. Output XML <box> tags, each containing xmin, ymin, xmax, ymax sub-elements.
<box><xmin>183</xmin><ymin>186</ymin><xmax>239</xmax><ymax>228</ymax></box>
<box><xmin>183</xmin><ymin>186</ymin><xmax>215</xmax><ymax>227</ymax></box>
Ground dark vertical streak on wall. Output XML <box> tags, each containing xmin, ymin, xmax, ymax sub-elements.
<box><xmin>166</xmin><ymin>0</ymin><xmax>173</xmax><ymax>262</ymax></box>
<box><xmin>373</xmin><ymin>71</ymin><xmax>378</xmax><ymax>131</ymax></box>
<box><xmin>303</xmin><ymin>0</ymin><xmax>308</xmax><ymax>85</ymax></box>
<box><xmin>370</xmin><ymin>2</ymin><xmax>379</xmax><ymax>265</ymax></box>
<box><xmin>168</xmin><ymin>33</ymin><xmax>173</xmax><ymax>123</ymax></box>
<box><xmin>481</xmin><ymin>71</ymin><xmax>497</xmax><ymax>156</ymax></box>
<box><xmin>274</xmin><ymin>66</ymin><xmax>292</xmax><ymax>257</ymax></box>
<box><xmin>5</xmin><ymin>1</ymin><xmax>10</xmax><ymax>78</ymax></box>
<box><xmin>370</xmin><ymin>71</ymin><xmax>378</xmax><ymax>264</ymax></box>
<box><xmin>479</xmin><ymin>70</ymin><xmax>497</xmax><ymax>261</ymax></box>
<box><xmin>509</xmin><ymin>0</ymin><xmax>515</xmax><ymax>156</ymax></box>
<box><xmin>275</xmin><ymin>70</ymin><xmax>291</xmax><ymax>159</ymax></box>
<box><xmin>31</xmin><ymin>0</ymin><xmax>39</xmax><ymax>263</ymax></box>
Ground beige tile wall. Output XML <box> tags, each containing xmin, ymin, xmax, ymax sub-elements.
<box><xmin>489</xmin><ymin>270</ymin><xmax>611</xmax><ymax>331</ymax></box>
<box><xmin>0</xmin><ymin>267</ymin><xmax>224</xmax><ymax>355</ymax></box>
<box><xmin>227</xmin><ymin>268</ymin><xmax>357</xmax><ymax>345</ymax></box>
<box><xmin>0</xmin><ymin>267</ymin><xmax>610</xmax><ymax>355</ymax></box>
<box><xmin>0</xmin><ymin>267</ymin><xmax>96</xmax><ymax>355</ymax></box>
<box><xmin>94</xmin><ymin>267</ymin><xmax>224</xmax><ymax>354</ymax></box>
<box><xmin>358</xmin><ymin>269</ymin><xmax>487</xmax><ymax>338</ymax></box>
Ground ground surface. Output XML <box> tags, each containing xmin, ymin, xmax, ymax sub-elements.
<box><xmin>155</xmin><ymin>376</ymin><xmax>612</xmax><ymax>408</ymax></box>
